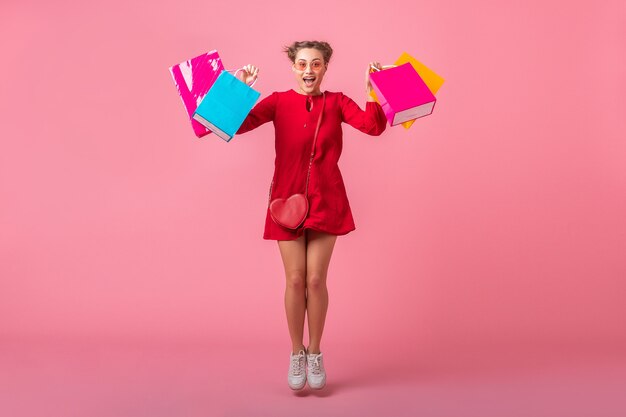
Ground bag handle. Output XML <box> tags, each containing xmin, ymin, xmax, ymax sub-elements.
<box><xmin>369</xmin><ymin>64</ymin><xmax>396</xmax><ymax>72</ymax></box>
<box><xmin>226</xmin><ymin>68</ymin><xmax>258</xmax><ymax>87</ymax></box>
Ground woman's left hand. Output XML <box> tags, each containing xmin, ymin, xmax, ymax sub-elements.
<box><xmin>240</xmin><ymin>64</ymin><xmax>259</xmax><ymax>86</ymax></box>
<box><xmin>366</xmin><ymin>61</ymin><xmax>382</xmax><ymax>94</ymax></box>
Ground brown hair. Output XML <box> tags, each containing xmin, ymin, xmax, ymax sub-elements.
<box><xmin>283</xmin><ymin>41</ymin><xmax>333</xmax><ymax>64</ymax></box>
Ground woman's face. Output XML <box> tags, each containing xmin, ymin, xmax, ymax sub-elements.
<box><xmin>292</xmin><ymin>47</ymin><xmax>327</xmax><ymax>95</ymax></box>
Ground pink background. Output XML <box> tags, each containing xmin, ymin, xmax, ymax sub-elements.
<box><xmin>1</xmin><ymin>0</ymin><xmax>625</xmax><ymax>415</ymax></box>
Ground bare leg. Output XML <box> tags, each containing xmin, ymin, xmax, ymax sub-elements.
<box><xmin>277</xmin><ymin>234</ymin><xmax>307</xmax><ymax>354</ymax></box>
<box><xmin>305</xmin><ymin>229</ymin><xmax>337</xmax><ymax>354</ymax></box>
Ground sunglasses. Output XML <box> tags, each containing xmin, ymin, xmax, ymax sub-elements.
<box><xmin>294</xmin><ymin>60</ymin><xmax>325</xmax><ymax>71</ymax></box>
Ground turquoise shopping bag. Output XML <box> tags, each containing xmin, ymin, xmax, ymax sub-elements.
<box><xmin>193</xmin><ymin>69</ymin><xmax>260</xmax><ymax>142</ymax></box>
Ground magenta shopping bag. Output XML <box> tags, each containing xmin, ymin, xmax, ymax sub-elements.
<box><xmin>168</xmin><ymin>50</ymin><xmax>225</xmax><ymax>138</ymax></box>
<box><xmin>369</xmin><ymin>62</ymin><xmax>436</xmax><ymax>126</ymax></box>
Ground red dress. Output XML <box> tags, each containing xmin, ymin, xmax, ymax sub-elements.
<box><xmin>237</xmin><ymin>89</ymin><xmax>387</xmax><ymax>241</ymax></box>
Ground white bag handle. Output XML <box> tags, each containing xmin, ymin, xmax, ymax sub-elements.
<box><xmin>226</xmin><ymin>68</ymin><xmax>258</xmax><ymax>87</ymax></box>
<box><xmin>369</xmin><ymin>64</ymin><xmax>396</xmax><ymax>72</ymax></box>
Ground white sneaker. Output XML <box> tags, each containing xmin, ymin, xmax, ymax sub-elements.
<box><xmin>288</xmin><ymin>349</ymin><xmax>307</xmax><ymax>390</ymax></box>
<box><xmin>306</xmin><ymin>351</ymin><xmax>326</xmax><ymax>389</ymax></box>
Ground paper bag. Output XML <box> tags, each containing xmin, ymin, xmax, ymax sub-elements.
<box><xmin>369</xmin><ymin>62</ymin><xmax>436</xmax><ymax>126</ymax></box>
<box><xmin>169</xmin><ymin>50</ymin><xmax>224</xmax><ymax>138</ymax></box>
<box><xmin>192</xmin><ymin>70</ymin><xmax>261</xmax><ymax>142</ymax></box>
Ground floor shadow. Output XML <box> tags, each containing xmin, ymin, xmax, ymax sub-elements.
<box><xmin>289</xmin><ymin>385</ymin><xmax>336</xmax><ymax>397</ymax></box>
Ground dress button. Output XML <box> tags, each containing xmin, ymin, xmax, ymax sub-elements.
<box><xmin>304</xmin><ymin>123</ymin><xmax>307</xmax><ymax>128</ymax></box>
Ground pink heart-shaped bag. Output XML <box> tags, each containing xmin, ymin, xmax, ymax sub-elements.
<box><xmin>269</xmin><ymin>194</ymin><xmax>309</xmax><ymax>229</ymax></box>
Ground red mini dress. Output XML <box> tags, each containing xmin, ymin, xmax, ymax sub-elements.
<box><xmin>237</xmin><ymin>89</ymin><xmax>387</xmax><ymax>241</ymax></box>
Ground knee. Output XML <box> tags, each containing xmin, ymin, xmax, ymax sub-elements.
<box><xmin>306</xmin><ymin>272</ymin><xmax>327</xmax><ymax>292</ymax></box>
<box><xmin>285</xmin><ymin>270</ymin><xmax>306</xmax><ymax>290</ymax></box>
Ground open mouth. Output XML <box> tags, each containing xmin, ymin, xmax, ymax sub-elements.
<box><xmin>303</xmin><ymin>76</ymin><xmax>316</xmax><ymax>87</ymax></box>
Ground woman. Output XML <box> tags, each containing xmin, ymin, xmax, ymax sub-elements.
<box><xmin>236</xmin><ymin>40</ymin><xmax>387</xmax><ymax>390</ymax></box>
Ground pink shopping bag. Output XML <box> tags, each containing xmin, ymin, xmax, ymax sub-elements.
<box><xmin>368</xmin><ymin>62</ymin><xmax>436</xmax><ymax>126</ymax></box>
<box><xmin>168</xmin><ymin>50</ymin><xmax>225</xmax><ymax>138</ymax></box>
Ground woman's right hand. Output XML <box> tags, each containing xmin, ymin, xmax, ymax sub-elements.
<box><xmin>240</xmin><ymin>64</ymin><xmax>259</xmax><ymax>85</ymax></box>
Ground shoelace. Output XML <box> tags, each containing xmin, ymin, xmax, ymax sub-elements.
<box><xmin>307</xmin><ymin>354</ymin><xmax>323</xmax><ymax>375</ymax></box>
<box><xmin>290</xmin><ymin>352</ymin><xmax>306</xmax><ymax>376</ymax></box>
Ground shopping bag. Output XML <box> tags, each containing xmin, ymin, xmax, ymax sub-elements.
<box><xmin>192</xmin><ymin>69</ymin><xmax>260</xmax><ymax>142</ymax></box>
<box><xmin>370</xmin><ymin>52</ymin><xmax>445</xmax><ymax>129</ymax></box>
<box><xmin>168</xmin><ymin>50</ymin><xmax>225</xmax><ymax>138</ymax></box>
<box><xmin>395</xmin><ymin>52</ymin><xmax>445</xmax><ymax>94</ymax></box>
<box><xmin>368</xmin><ymin>62</ymin><xmax>436</xmax><ymax>126</ymax></box>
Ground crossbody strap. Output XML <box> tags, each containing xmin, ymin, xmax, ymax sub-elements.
<box><xmin>304</xmin><ymin>92</ymin><xmax>325</xmax><ymax>198</ymax></box>
<box><xmin>266</xmin><ymin>92</ymin><xmax>325</xmax><ymax>206</ymax></box>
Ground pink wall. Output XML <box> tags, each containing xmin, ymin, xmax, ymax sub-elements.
<box><xmin>1</xmin><ymin>0</ymin><xmax>625</xmax><ymax>361</ymax></box>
